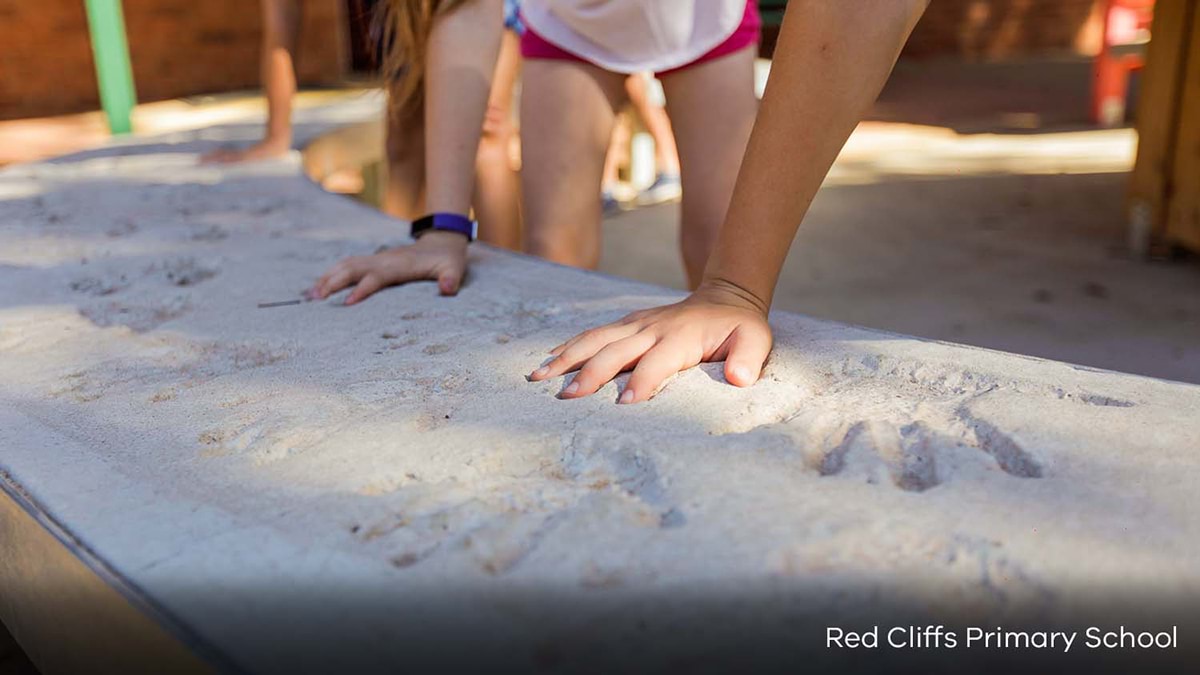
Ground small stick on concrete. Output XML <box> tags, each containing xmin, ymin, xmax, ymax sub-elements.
<box><xmin>257</xmin><ymin>300</ymin><xmax>303</xmax><ymax>309</ymax></box>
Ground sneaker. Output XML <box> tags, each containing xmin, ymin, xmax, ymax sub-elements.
<box><xmin>635</xmin><ymin>172</ymin><xmax>682</xmax><ymax>206</ymax></box>
<box><xmin>601</xmin><ymin>189</ymin><xmax>623</xmax><ymax>217</ymax></box>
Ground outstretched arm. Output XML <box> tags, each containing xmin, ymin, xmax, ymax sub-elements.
<box><xmin>203</xmin><ymin>0</ymin><xmax>300</xmax><ymax>163</ymax></box>
<box><xmin>309</xmin><ymin>0</ymin><xmax>504</xmax><ymax>303</ymax></box>
<box><xmin>530</xmin><ymin>0</ymin><xmax>930</xmax><ymax>403</ymax></box>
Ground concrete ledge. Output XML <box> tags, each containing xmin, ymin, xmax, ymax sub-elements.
<box><xmin>1</xmin><ymin>124</ymin><xmax>1199</xmax><ymax>673</ymax></box>
<box><xmin>0</xmin><ymin>470</ymin><xmax>215</xmax><ymax>674</ymax></box>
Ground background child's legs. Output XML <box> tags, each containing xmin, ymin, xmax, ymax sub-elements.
<box><xmin>473</xmin><ymin>30</ymin><xmax>523</xmax><ymax>251</ymax></box>
<box><xmin>659</xmin><ymin>46</ymin><xmax>758</xmax><ymax>288</ymax></box>
<box><xmin>383</xmin><ymin>106</ymin><xmax>426</xmax><ymax>220</ymax></box>
<box><xmin>520</xmin><ymin>59</ymin><xmax>626</xmax><ymax>268</ymax></box>
<box><xmin>625</xmin><ymin>73</ymin><xmax>680</xmax><ymax>177</ymax></box>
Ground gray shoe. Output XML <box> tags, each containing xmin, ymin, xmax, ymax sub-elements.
<box><xmin>635</xmin><ymin>172</ymin><xmax>682</xmax><ymax>206</ymax></box>
<box><xmin>601</xmin><ymin>189</ymin><xmax>623</xmax><ymax>217</ymax></box>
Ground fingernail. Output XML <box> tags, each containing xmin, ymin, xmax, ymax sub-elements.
<box><xmin>732</xmin><ymin>366</ymin><xmax>753</xmax><ymax>384</ymax></box>
<box><xmin>619</xmin><ymin>389</ymin><xmax>635</xmax><ymax>404</ymax></box>
<box><xmin>563</xmin><ymin>382</ymin><xmax>579</xmax><ymax>396</ymax></box>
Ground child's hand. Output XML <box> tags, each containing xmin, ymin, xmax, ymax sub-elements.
<box><xmin>307</xmin><ymin>231</ymin><xmax>468</xmax><ymax>305</ymax></box>
<box><xmin>529</xmin><ymin>281</ymin><xmax>773</xmax><ymax>404</ymax></box>
<box><xmin>200</xmin><ymin>137</ymin><xmax>291</xmax><ymax>164</ymax></box>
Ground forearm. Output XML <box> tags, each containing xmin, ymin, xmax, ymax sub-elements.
<box><xmin>423</xmin><ymin>0</ymin><xmax>504</xmax><ymax>216</ymax></box>
<box><xmin>702</xmin><ymin>0</ymin><xmax>928</xmax><ymax>312</ymax></box>
<box><xmin>260</xmin><ymin>0</ymin><xmax>300</xmax><ymax>144</ymax></box>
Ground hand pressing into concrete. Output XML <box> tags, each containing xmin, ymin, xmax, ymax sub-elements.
<box><xmin>307</xmin><ymin>231</ymin><xmax>468</xmax><ymax>304</ymax></box>
<box><xmin>529</xmin><ymin>280</ymin><xmax>772</xmax><ymax>404</ymax></box>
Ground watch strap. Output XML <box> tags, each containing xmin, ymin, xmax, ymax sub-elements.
<box><xmin>410</xmin><ymin>213</ymin><xmax>477</xmax><ymax>242</ymax></box>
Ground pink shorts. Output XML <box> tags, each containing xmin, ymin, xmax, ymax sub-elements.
<box><xmin>520</xmin><ymin>0</ymin><xmax>761</xmax><ymax>77</ymax></box>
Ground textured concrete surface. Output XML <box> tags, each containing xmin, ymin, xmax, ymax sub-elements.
<box><xmin>1</xmin><ymin>127</ymin><xmax>1199</xmax><ymax>673</ymax></box>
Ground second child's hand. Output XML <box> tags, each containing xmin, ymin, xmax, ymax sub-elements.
<box><xmin>307</xmin><ymin>231</ymin><xmax>468</xmax><ymax>304</ymax></box>
<box><xmin>307</xmin><ymin>1</ymin><xmax>503</xmax><ymax>306</ymax></box>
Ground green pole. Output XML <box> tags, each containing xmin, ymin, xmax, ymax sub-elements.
<box><xmin>84</xmin><ymin>0</ymin><xmax>137</xmax><ymax>134</ymax></box>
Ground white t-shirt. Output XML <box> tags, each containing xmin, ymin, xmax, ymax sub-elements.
<box><xmin>520</xmin><ymin>0</ymin><xmax>748</xmax><ymax>74</ymax></box>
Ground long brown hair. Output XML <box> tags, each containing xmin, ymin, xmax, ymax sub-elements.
<box><xmin>373</xmin><ymin>0</ymin><xmax>472</xmax><ymax>118</ymax></box>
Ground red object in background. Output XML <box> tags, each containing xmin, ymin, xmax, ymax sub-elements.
<box><xmin>1092</xmin><ymin>0</ymin><xmax>1156</xmax><ymax>127</ymax></box>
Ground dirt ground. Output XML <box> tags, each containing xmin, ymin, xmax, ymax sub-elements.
<box><xmin>600</xmin><ymin>58</ymin><xmax>1200</xmax><ymax>385</ymax></box>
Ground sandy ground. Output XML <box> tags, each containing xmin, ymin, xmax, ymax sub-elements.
<box><xmin>1</xmin><ymin>127</ymin><xmax>1199</xmax><ymax>672</ymax></box>
<box><xmin>602</xmin><ymin>60</ymin><xmax>1200</xmax><ymax>385</ymax></box>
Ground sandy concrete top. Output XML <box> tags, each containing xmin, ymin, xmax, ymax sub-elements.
<box><xmin>1</xmin><ymin>125</ymin><xmax>1199</xmax><ymax>673</ymax></box>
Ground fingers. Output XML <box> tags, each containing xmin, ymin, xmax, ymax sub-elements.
<box><xmin>344</xmin><ymin>273</ymin><xmax>385</xmax><ymax>305</ymax></box>
<box><xmin>558</xmin><ymin>332</ymin><xmax>657</xmax><ymax>399</ymax></box>
<box><xmin>530</xmin><ymin>322</ymin><xmax>642</xmax><ymax>381</ymax></box>
<box><xmin>550</xmin><ymin>325</ymin><xmax>612</xmax><ymax>356</ymax></box>
<box><xmin>315</xmin><ymin>266</ymin><xmax>356</xmax><ymax>300</ymax></box>
<box><xmin>550</xmin><ymin>309</ymin><xmax>652</xmax><ymax>356</ymax></box>
<box><xmin>308</xmin><ymin>267</ymin><xmax>337</xmax><ymax>299</ymax></box>
<box><xmin>199</xmin><ymin>149</ymin><xmax>235</xmax><ymax>165</ymax></box>
<box><xmin>201</xmin><ymin>147</ymin><xmax>256</xmax><ymax>164</ymax></box>
<box><xmin>722</xmin><ymin>324</ymin><xmax>773</xmax><ymax>387</ymax></box>
<box><xmin>437</xmin><ymin>266</ymin><xmax>463</xmax><ymax>296</ymax></box>
<box><xmin>549</xmin><ymin>329</ymin><xmax>591</xmax><ymax>357</ymax></box>
<box><xmin>549</xmin><ymin>336</ymin><xmax>579</xmax><ymax>357</ymax></box>
<box><xmin>622</xmin><ymin>340</ymin><xmax>691</xmax><ymax>404</ymax></box>
<box><xmin>308</xmin><ymin>245</ymin><xmax>463</xmax><ymax>306</ymax></box>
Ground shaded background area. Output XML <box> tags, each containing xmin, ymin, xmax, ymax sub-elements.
<box><xmin>904</xmin><ymin>0</ymin><xmax>1105</xmax><ymax>59</ymax></box>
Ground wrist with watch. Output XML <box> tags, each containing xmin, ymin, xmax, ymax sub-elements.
<box><xmin>410</xmin><ymin>212</ymin><xmax>477</xmax><ymax>242</ymax></box>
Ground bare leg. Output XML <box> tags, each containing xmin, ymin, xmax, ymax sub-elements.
<box><xmin>625</xmin><ymin>73</ymin><xmax>680</xmax><ymax>174</ymax></box>
<box><xmin>200</xmin><ymin>0</ymin><xmax>299</xmax><ymax>163</ymax></box>
<box><xmin>659</xmin><ymin>47</ymin><xmax>758</xmax><ymax>288</ymax></box>
<box><xmin>383</xmin><ymin>105</ymin><xmax>426</xmax><ymax>220</ymax></box>
<box><xmin>520</xmin><ymin>60</ymin><xmax>626</xmax><ymax>268</ymax></box>
<box><xmin>472</xmin><ymin>31</ymin><xmax>523</xmax><ymax>250</ymax></box>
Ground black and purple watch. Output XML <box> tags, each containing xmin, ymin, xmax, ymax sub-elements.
<box><xmin>410</xmin><ymin>212</ymin><xmax>477</xmax><ymax>242</ymax></box>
